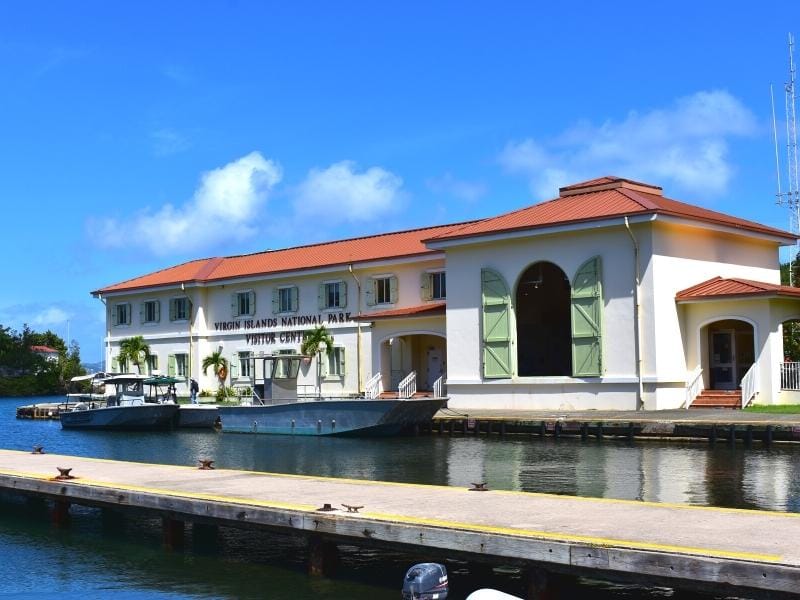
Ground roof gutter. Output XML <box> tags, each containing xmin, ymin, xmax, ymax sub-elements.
<box><xmin>624</xmin><ymin>216</ymin><xmax>644</xmax><ymax>410</ymax></box>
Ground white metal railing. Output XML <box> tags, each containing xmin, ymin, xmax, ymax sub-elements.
<box><xmin>432</xmin><ymin>375</ymin><xmax>446</xmax><ymax>398</ymax></box>
<box><xmin>684</xmin><ymin>366</ymin><xmax>704</xmax><ymax>409</ymax></box>
<box><xmin>365</xmin><ymin>373</ymin><xmax>383</xmax><ymax>399</ymax></box>
<box><xmin>740</xmin><ymin>363</ymin><xmax>759</xmax><ymax>408</ymax></box>
<box><xmin>398</xmin><ymin>371</ymin><xmax>417</xmax><ymax>399</ymax></box>
<box><xmin>780</xmin><ymin>361</ymin><xmax>800</xmax><ymax>391</ymax></box>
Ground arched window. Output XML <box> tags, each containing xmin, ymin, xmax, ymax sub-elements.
<box><xmin>516</xmin><ymin>262</ymin><xmax>571</xmax><ymax>376</ymax></box>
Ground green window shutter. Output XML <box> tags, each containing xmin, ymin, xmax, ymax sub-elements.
<box><xmin>139</xmin><ymin>303</ymin><xmax>145</xmax><ymax>324</ymax></box>
<box><xmin>365</xmin><ymin>279</ymin><xmax>376</xmax><ymax>306</ymax></box>
<box><xmin>291</xmin><ymin>286</ymin><xmax>299</xmax><ymax>312</ymax></box>
<box><xmin>154</xmin><ymin>301</ymin><xmax>161</xmax><ymax>322</ymax></box>
<box><xmin>571</xmin><ymin>256</ymin><xmax>603</xmax><ymax>377</ymax></box>
<box><xmin>272</xmin><ymin>289</ymin><xmax>279</xmax><ymax>314</ymax></box>
<box><xmin>248</xmin><ymin>291</ymin><xmax>255</xmax><ymax>315</ymax></box>
<box><xmin>339</xmin><ymin>348</ymin><xmax>346</xmax><ymax>375</ymax></box>
<box><xmin>187</xmin><ymin>298</ymin><xmax>193</xmax><ymax>320</ymax></box>
<box><xmin>318</xmin><ymin>283</ymin><xmax>326</xmax><ymax>310</ymax></box>
<box><xmin>169</xmin><ymin>299</ymin><xmax>176</xmax><ymax>321</ymax></box>
<box><xmin>340</xmin><ymin>281</ymin><xmax>347</xmax><ymax>308</ymax></box>
<box><xmin>481</xmin><ymin>268</ymin><xmax>512</xmax><ymax>379</ymax></box>
<box><xmin>231</xmin><ymin>294</ymin><xmax>238</xmax><ymax>317</ymax></box>
<box><xmin>111</xmin><ymin>306</ymin><xmax>118</xmax><ymax>327</ymax></box>
<box><xmin>230</xmin><ymin>354</ymin><xmax>238</xmax><ymax>379</ymax></box>
<box><xmin>420</xmin><ymin>273</ymin><xmax>433</xmax><ymax>301</ymax></box>
<box><xmin>111</xmin><ymin>356</ymin><xmax>118</xmax><ymax>373</ymax></box>
<box><xmin>167</xmin><ymin>355</ymin><xmax>176</xmax><ymax>377</ymax></box>
<box><xmin>389</xmin><ymin>276</ymin><xmax>399</xmax><ymax>303</ymax></box>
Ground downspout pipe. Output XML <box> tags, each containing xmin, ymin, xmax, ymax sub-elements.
<box><xmin>624</xmin><ymin>217</ymin><xmax>644</xmax><ymax>410</ymax></box>
<box><xmin>348</xmin><ymin>264</ymin><xmax>363</xmax><ymax>394</ymax></box>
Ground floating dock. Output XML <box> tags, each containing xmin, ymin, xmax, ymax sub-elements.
<box><xmin>0</xmin><ymin>449</ymin><xmax>797</xmax><ymax>598</ymax></box>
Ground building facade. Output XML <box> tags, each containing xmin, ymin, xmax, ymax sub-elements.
<box><xmin>94</xmin><ymin>176</ymin><xmax>800</xmax><ymax>410</ymax></box>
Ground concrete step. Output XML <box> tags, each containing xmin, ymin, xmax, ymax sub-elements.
<box><xmin>691</xmin><ymin>390</ymin><xmax>741</xmax><ymax>409</ymax></box>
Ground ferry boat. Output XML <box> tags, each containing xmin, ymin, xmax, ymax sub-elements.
<box><xmin>218</xmin><ymin>353</ymin><xmax>446</xmax><ymax>436</ymax></box>
<box><xmin>60</xmin><ymin>374</ymin><xmax>179</xmax><ymax>430</ymax></box>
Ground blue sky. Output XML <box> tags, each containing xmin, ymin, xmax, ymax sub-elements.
<box><xmin>2</xmin><ymin>1</ymin><xmax>800</xmax><ymax>362</ymax></box>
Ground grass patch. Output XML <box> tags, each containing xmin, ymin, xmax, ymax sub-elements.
<box><xmin>744</xmin><ymin>404</ymin><xmax>800</xmax><ymax>413</ymax></box>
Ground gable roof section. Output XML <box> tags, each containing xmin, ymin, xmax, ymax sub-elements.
<box><xmin>94</xmin><ymin>223</ymin><xmax>465</xmax><ymax>295</ymax></box>
<box><xmin>426</xmin><ymin>176</ymin><xmax>795</xmax><ymax>244</ymax></box>
<box><xmin>352</xmin><ymin>302</ymin><xmax>446</xmax><ymax>321</ymax></box>
<box><xmin>676</xmin><ymin>277</ymin><xmax>800</xmax><ymax>302</ymax></box>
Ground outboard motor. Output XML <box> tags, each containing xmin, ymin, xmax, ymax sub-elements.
<box><xmin>402</xmin><ymin>563</ymin><xmax>449</xmax><ymax>599</ymax></box>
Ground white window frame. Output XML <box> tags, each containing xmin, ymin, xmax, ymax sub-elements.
<box><xmin>325</xmin><ymin>347</ymin><xmax>345</xmax><ymax>379</ymax></box>
<box><xmin>113</xmin><ymin>303</ymin><xmax>131</xmax><ymax>327</ymax></box>
<box><xmin>175</xmin><ymin>353</ymin><xmax>188</xmax><ymax>378</ymax></box>
<box><xmin>430</xmin><ymin>271</ymin><xmax>446</xmax><ymax>300</ymax></box>
<box><xmin>237</xmin><ymin>290</ymin><xmax>254</xmax><ymax>317</ymax></box>
<box><xmin>324</xmin><ymin>280</ymin><xmax>343</xmax><ymax>309</ymax></box>
<box><xmin>146</xmin><ymin>354</ymin><xmax>159</xmax><ymax>374</ymax></box>
<box><xmin>375</xmin><ymin>277</ymin><xmax>392</xmax><ymax>305</ymax></box>
<box><xmin>170</xmin><ymin>296</ymin><xmax>190</xmax><ymax>322</ymax></box>
<box><xmin>238</xmin><ymin>350</ymin><xmax>252</xmax><ymax>379</ymax></box>
<box><xmin>278</xmin><ymin>286</ymin><xmax>296</xmax><ymax>313</ymax></box>
<box><xmin>142</xmin><ymin>299</ymin><xmax>159</xmax><ymax>324</ymax></box>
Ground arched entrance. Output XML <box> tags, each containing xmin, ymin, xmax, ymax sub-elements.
<box><xmin>702</xmin><ymin>319</ymin><xmax>755</xmax><ymax>390</ymax></box>
<box><xmin>516</xmin><ymin>261</ymin><xmax>571</xmax><ymax>376</ymax></box>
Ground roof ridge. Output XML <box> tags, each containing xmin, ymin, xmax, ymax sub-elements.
<box><xmin>616</xmin><ymin>187</ymin><xmax>661</xmax><ymax>211</ymax></box>
<box><xmin>220</xmin><ymin>220</ymin><xmax>477</xmax><ymax>261</ymax></box>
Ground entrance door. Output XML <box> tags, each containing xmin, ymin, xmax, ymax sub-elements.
<box><xmin>426</xmin><ymin>348</ymin><xmax>443</xmax><ymax>389</ymax></box>
<box><xmin>710</xmin><ymin>330</ymin><xmax>736</xmax><ymax>390</ymax></box>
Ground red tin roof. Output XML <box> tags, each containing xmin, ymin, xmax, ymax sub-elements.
<box><xmin>94</xmin><ymin>224</ymin><xmax>466</xmax><ymax>295</ymax></box>
<box><xmin>675</xmin><ymin>277</ymin><xmax>800</xmax><ymax>302</ymax></box>
<box><xmin>30</xmin><ymin>345</ymin><xmax>59</xmax><ymax>354</ymax></box>
<box><xmin>352</xmin><ymin>302</ymin><xmax>446</xmax><ymax>321</ymax></box>
<box><xmin>426</xmin><ymin>176</ymin><xmax>795</xmax><ymax>244</ymax></box>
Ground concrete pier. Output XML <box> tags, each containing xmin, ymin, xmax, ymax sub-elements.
<box><xmin>0</xmin><ymin>448</ymin><xmax>798</xmax><ymax>597</ymax></box>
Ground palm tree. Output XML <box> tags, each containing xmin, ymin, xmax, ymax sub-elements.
<box><xmin>118</xmin><ymin>336</ymin><xmax>151</xmax><ymax>374</ymax></box>
<box><xmin>202</xmin><ymin>350</ymin><xmax>229</xmax><ymax>395</ymax></box>
<box><xmin>300</xmin><ymin>325</ymin><xmax>334</xmax><ymax>398</ymax></box>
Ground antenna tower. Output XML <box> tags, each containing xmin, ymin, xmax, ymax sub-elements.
<box><xmin>773</xmin><ymin>33</ymin><xmax>800</xmax><ymax>284</ymax></box>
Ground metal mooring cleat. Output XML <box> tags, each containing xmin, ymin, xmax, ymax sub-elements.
<box><xmin>469</xmin><ymin>482</ymin><xmax>489</xmax><ymax>492</ymax></box>
<box><xmin>342</xmin><ymin>503</ymin><xmax>364</xmax><ymax>513</ymax></box>
<box><xmin>32</xmin><ymin>445</ymin><xmax>45</xmax><ymax>454</ymax></box>
<box><xmin>317</xmin><ymin>503</ymin><xmax>337</xmax><ymax>512</ymax></box>
<box><xmin>55</xmin><ymin>467</ymin><xmax>74</xmax><ymax>480</ymax></box>
<box><xmin>198</xmin><ymin>459</ymin><xmax>215</xmax><ymax>470</ymax></box>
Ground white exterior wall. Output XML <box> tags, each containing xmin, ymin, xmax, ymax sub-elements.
<box><xmin>444</xmin><ymin>224</ymin><xmax>640</xmax><ymax>410</ymax></box>
<box><xmin>102</xmin><ymin>256</ymin><xmax>445</xmax><ymax>397</ymax></box>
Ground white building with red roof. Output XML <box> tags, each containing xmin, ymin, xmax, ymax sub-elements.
<box><xmin>93</xmin><ymin>176</ymin><xmax>800</xmax><ymax>410</ymax></box>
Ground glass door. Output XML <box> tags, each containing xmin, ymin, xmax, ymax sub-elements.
<box><xmin>710</xmin><ymin>330</ymin><xmax>736</xmax><ymax>390</ymax></box>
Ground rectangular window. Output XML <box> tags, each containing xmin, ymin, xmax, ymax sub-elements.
<box><xmin>279</xmin><ymin>287</ymin><xmax>294</xmax><ymax>312</ymax></box>
<box><xmin>175</xmin><ymin>353</ymin><xmax>188</xmax><ymax>378</ymax></box>
<box><xmin>375</xmin><ymin>277</ymin><xmax>392</xmax><ymax>304</ymax></box>
<box><xmin>143</xmin><ymin>300</ymin><xmax>159</xmax><ymax>323</ymax></box>
<box><xmin>114</xmin><ymin>303</ymin><xmax>131</xmax><ymax>326</ymax></box>
<box><xmin>327</xmin><ymin>348</ymin><xmax>345</xmax><ymax>377</ymax></box>
<box><xmin>431</xmin><ymin>272</ymin><xmax>446</xmax><ymax>300</ymax></box>
<box><xmin>146</xmin><ymin>355</ymin><xmax>159</xmax><ymax>374</ymax></box>
<box><xmin>239</xmin><ymin>351</ymin><xmax>252</xmax><ymax>378</ymax></box>
<box><xmin>325</xmin><ymin>282</ymin><xmax>341</xmax><ymax>308</ymax></box>
<box><xmin>170</xmin><ymin>297</ymin><xmax>190</xmax><ymax>321</ymax></box>
<box><xmin>237</xmin><ymin>292</ymin><xmax>252</xmax><ymax>316</ymax></box>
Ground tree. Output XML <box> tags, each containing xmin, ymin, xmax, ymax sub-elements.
<box><xmin>300</xmin><ymin>325</ymin><xmax>334</xmax><ymax>398</ymax></box>
<box><xmin>781</xmin><ymin>258</ymin><xmax>800</xmax><ymax>361</ymax></box>
<box><xmin>118</xmin><ymin>336</ymin><xmax>151</xmax><ymax>374</ymax></box>
<box><xmin>202</xmin><ymin>350</ymin><xmax>229</xmax><ymax>394</ymax></box>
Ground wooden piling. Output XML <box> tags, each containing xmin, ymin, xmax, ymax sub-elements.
<box><xmin>308</xmin><ymin>535</ymin><xmax>339</xmax><ymax>577</ymax></box>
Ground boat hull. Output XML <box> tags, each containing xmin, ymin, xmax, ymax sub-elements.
<box><xmin>218</xmin><ymin>398</ymin><xmax>446</xmax><ymax>436</ymax></box>
<box><xmin>177</xmin><ymin>405</ymin><xmax>220</xmax><ymax>428</ymax></box>
<box><xmin>60</xmin><ymin>404</ymin><xmax>179</xmax><ymax>430</ymax></box>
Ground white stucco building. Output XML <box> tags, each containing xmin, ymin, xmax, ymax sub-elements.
<box><xmin>94</xmin><ymin>176</ymin><xmax>800</xmax><ymax>410</ymax></box>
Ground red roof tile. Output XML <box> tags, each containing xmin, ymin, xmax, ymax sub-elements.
<box><xmin>30</xmin><ymin>345</ymin><xmax>59</xmax><ymax>354</ymax></box>
<box><xmin>353</xmin><ymin>302</ymin><xmax>446</xmax><ymax>321</ymax></box>
<box><xmin>94</xmin><ymin>224</ymin><xmax>466</xmax><ymax>295</ymax></box>
<box><xmin>675</xmin><ymin>277</ymin><xmax>800</xmax><ymax>301</ymax></box>
<box><xmin>427</xmin><ymin>176</ymin><xmax>795</xmax><ymax>243</ymax></box>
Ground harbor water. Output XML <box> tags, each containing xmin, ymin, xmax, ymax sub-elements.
<box><xmin>2</xmin><ymin>396</ymin><xmax>799</xmax><ymax>599</ymax></box>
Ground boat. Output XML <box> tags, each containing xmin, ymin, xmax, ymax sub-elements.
<box><xmin>218</xmin><ymin>353</ymin><xmax>446</xmax><ymax>436</ymax></box>
<box><xmin>142</xmin><ymin>374</ymin><xmax>221</xmax><ymax>429</ymax></box>
<box><xmin>60</xmin><ymin>374</ymin><xmax>179</xmax><ymax>430</ymax></box>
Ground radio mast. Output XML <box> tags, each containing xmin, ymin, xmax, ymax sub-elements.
<box><xmin>773</xmin><ymin>33</ymin><xmax>800</xmax><ymax>284</ymax></box>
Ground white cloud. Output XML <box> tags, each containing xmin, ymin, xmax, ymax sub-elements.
<box><xmin>426</xmin><ymin>172</ymin><xmax>487</xmax><ymax>203</ymax></box>
<box><xmin>292</xmin><ymin>161</ymin><xmax>404</xmax><ymax>224</ymax></box>
<box><xmin>498</xmin><ymin>90</ymin><xmax>758</xmax><ymax>199</ymax></box>
<box><xmin>31</xmin><ymin>307</ymin><xmax>71</xmax><ymax>326</ymax></box>
<box><xmin>91</xmin><ymin>151</ymin><xmax>282</xmax><ymax>256</ymax></box>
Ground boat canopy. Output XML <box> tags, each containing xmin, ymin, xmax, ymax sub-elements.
<box><xmin>143</xmin><ymin>375</ymin><xmax>182</xmax><ymax>386</ymax></box>
<box><xmin>70</xmin><ymin>372</ymin><xmax>109</xmax><ymax>383</ymax></box>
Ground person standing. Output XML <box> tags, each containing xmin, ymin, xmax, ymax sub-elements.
<box><xmin>190</xmin><ymin>378</ymin><xmax>199</xmax><ymax>404</ymax></box>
